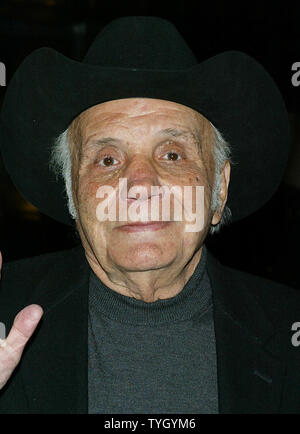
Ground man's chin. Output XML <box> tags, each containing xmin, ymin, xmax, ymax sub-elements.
<box><xmin>109</xmin><ymin>245</ymin><xmax>175</xmax><ymax>272</ymax></box>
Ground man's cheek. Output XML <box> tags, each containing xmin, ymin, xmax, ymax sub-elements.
<box><xmin>78</xmin><ymin>177</ymin><xmax>100</xmax><ymax>202</ymax></box>
<box><xmin>78</xmin><ymin>180</ymin><xmax>101</xmax><ymax>216</ymax></box>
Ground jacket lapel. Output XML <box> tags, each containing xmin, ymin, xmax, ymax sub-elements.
<box><xmin>20</xmin><ymin>245</ymin><xmax>89</xmax><ymax>414</ymax></box>
<box><xmin>207</xmin><ymin>251</ymin><xmax>286</xmax><ymax>413</ymax></box>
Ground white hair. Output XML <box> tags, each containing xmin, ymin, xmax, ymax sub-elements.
<box><xmin>49</xmin><ymin>123</ymin><xmax>232</xmax><ymax>233</ymax></box>
<box><xmin>50</xmin><ymin>129</ymin><xmax>77</xmax><ymax>220</ymax></box>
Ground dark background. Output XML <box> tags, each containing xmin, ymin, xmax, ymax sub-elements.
<box><xmin>0</xmin><ymin>0</ymin><xmax>299</xmax><ymax>289</ymax></box>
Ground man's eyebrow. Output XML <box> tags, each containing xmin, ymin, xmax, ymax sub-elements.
<box><xmin>157</xmin><ymin>128</ymin><xmax>199</xmax><ymax>143</ymax></box>
<box><xmin>96</xmin><ymin>137</ymin><xmax>121</xmax><ymax>144</ymax></box>
<box><xmin>158</xmin><ymin>128</ymin><xmax>202</xmax><ymax>153</ymax></box>
<box><xmin>84</xmin><ymin>136</ymin><xmax>121</xmax><ymax>148</ymax></box>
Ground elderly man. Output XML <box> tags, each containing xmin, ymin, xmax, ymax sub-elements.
<box><xmin>0</xmin><ymin>17</ymin><xmax>299</xmax><ymax>414</ymax></box>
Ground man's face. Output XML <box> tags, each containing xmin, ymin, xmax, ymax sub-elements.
<box><xmin>71</xmin><ymin>98</ymin><xmax>226</xmax><ymax>273</ymax></box>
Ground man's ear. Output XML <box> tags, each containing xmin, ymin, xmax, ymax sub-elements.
<box><xmin>211</xmin><ymin>161</ymin><xmax>231</xmax><ymax>225</ymax></box>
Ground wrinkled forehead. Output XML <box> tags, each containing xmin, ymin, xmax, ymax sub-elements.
<box><xmin>69</xmin><ymin>98</ymin><xmax>215</xmax><ymax>156</ymax></box>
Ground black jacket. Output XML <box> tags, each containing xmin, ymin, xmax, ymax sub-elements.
<box><xmin>0</xmin><ymin>244</ymin><xmax>299</xmax><ymax>414</ymax></box>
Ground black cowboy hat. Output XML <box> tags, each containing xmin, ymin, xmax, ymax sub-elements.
<box><xmin>0</xmin><ymin>16</ymin><xmax>290</xmax><ymax>226</ymax></box>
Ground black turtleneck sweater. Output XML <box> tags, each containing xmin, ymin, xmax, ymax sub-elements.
<box><xmin>88</xmin><ymin>246</ymin><xmax>218</xmax><ymax>414</ymax></box>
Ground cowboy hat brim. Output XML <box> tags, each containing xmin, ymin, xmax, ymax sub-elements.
<box><xmin>0</xmin><ymin>46</ymin><xmax>290</xmax><ymax>226</ymax></box>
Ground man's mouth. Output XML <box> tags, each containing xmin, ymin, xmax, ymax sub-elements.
<box><xmin>115</xmin><ymin>221</ymin><xmax>172</xmax><ymax>233</ymax></box>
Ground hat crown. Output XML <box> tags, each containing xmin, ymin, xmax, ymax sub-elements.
<box><xmin>83</xmin><ymin>16</ymin><xmax>197</xmax><ymax>70</ymax></box>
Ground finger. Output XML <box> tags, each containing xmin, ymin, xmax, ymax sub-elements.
<box><xmin>5</xmin><ymin>304</ymin><xmax>43</xmax><ymax>353</ymax></box>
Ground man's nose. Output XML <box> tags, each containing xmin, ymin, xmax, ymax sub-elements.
<box><xmin>123</xmin><ymin>155</ymin><xmax>160</xmax><ymax>201</ymax></box>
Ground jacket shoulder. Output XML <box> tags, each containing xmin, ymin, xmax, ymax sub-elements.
<box><xmin>222</xmin><ymin>262</ymin><xmax>300</xmax><ymax>316</ymax></box>
<box><xmin>207</xmin><ymin>251</ymin><xmax>300</xmax><ymax>341</ymax></box>
<box><xmin>0</xmin><ymin>244</ymin><xmax>84</xmax><ymax>325</ymax></box>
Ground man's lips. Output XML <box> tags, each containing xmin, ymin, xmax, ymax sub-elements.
<box><xmin>115</xmin><ymin>221</ymin><xmax>172</xmax><ymax>232</ymax></box>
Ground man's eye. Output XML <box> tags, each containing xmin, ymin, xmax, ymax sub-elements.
<box><xmin>99</xmin><ymin>156</ymin><xmax>118</xmax><ymax>167</ymax></box>
<box><xmin>162</xmin><ymin>152</ymin><xmax>182</xmax><ymax>161</ymax></box>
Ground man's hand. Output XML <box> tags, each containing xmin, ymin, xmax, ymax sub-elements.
<box><xmin>0</xmin><ymin>251</ymin><xmax>43</xmax><ymax>390</ymax></box>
